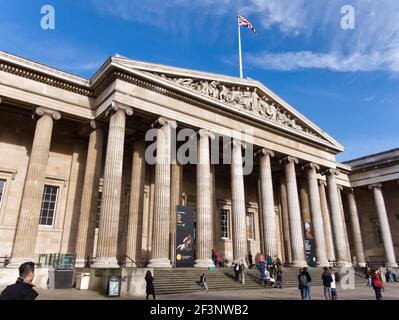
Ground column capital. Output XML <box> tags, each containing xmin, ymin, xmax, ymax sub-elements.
<box><xmin>35</xmin><ymin>107</ymin><xmax>61</xmax><ymax>120</ymax></box>
<box><xmin>279</xmin><ymin>155</ymin><xmax>298</xmax><ymax>165</ymax></box>
<box><xmin>106</xmin><ymin>101</ymin><xmax>133</xmax><ymax>117</ymax></box>
<box><xmin>322</xmin><ymin>168</ymin><xmax>340</xmax><ymax>176</ymax></box>
<box><xmin>198</xmin><ymin>129</ymin><xmax>215</xmax><ymax>140</ymax></box>
<box><xmin>232</xmin><ymin>138</ymin><xmax>247</xmax><ymax>149</ymax></box>
<box><xmin>318</xmin><ymin>180</ymin><xmax>327</xmax><ymax>187</ymax></box>
<box><xmin>255</xmin><ymin>148</ymin><xmax>274</xmax><ymax>158</ymax></box>
<box><xmin>337</xmin><ymin>184</ymin><xmax>344</xmax><ymax>191</ymax></box>
<box><xmin>368</xmin><ymin>183</ymin><xmax>382</xmax><ymax>190</ymax></box>
<box><xmin>89</xmin><ymin>120</ymin><xmax>103</xmax><ymax>130</ymax></box>
<box><xmin>302</xmin><ymin>162</ymin><xmax>320</xmax><ymax>172</ymax></box>
<box><xmin>151</xmin><ymin>117</ymin><xmax>177</xmax><ymax>129</ymax></box>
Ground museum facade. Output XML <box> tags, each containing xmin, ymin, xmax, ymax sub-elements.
<box><xmin>0</xmin><ymin>50</ymin><xmax>398</xmax><ymax>273</ymax></box>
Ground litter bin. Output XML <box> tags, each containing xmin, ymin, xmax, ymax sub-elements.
<box><xmin>76</xmin><ymin>272</ymin><xmax>90</xmax><ymax>290</ymax></box>
<box><xmin>107</xmin><ymin>275</ymin><xmax>120</xmax><ymax>297</ymax></box>
<box><xmin>54</xmin><ymin>269</ymin><xmax>74</xmax><ymax>289</ymax></box>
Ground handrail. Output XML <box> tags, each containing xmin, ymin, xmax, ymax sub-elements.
<box><xmin>0</xmin><ymin>255</ymin><xmax>11</xmax><ymax>268</ymax></box>
<box><xmin>120</xmin><ymin>255</ymin><xmax>145</xmax><ymax>268</ymax></box>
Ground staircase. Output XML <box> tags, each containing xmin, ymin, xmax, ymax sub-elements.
<box><xmin>153</xmin><ymin>267</ymin><xmax>367</xmax><ymax>295</ymax></box>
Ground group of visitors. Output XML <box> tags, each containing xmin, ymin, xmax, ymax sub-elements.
<box><xmin>233</xmin><ymin>259</ymin><xmax>247</xmax><ymax>284</ymax></box>
<box><xmin>255</xmin><ymin>253</ymin><xmax>283</xmax><ymax>289</ymax></box>
<box><xmin>321</xmin><ymin>266</ymin><xmax>340</xmax><ymax>300</ymax></box>
<box><xmin>298</xmin><ymin>267</ymin><xmax>312</xmax><ymax>299</ymax></box>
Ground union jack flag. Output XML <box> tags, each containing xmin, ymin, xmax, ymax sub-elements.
<box><xmin>238</xmin><ymin>14</ymin><xmax>256</xmax><ymax>33</ymax></box>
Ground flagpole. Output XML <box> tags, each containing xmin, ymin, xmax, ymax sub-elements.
<box><xmin>237</xmin><ymin>12</ymin><xmax>243</xmax><ymax>79</ymax></box>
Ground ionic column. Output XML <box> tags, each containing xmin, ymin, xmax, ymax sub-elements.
<box><xmin>303</xmin><ymin>163</ymin><xmax>329</xmax><ymax>266</ymax></box>
<box><xmin>369</xmin><ymin>184</ymin><xmax>398</xmax><ymax>267</ymax></box>
<box><xmin>280</xmin><ymin>156</ymin><xmax>307</xmax><ymax>267</ymax></box>
<box><xmin>318</xmin><ymin>180</ymin><xmax>335</xmax><ymax>262</ymax></box>
<box><xmin>147</xmin><ymin>117</ymin><xmax>176</xmax><ymax>268</ymax></box>
<box><xmin>92</xmin><ymin>102</ymin><xmax>133</xmax><ymax>268</ymax></box>
<box><xmin>324</xmin><ymin>169</ymin><xmax>348</xmax><ymax>265</ymax></box>
<box><xmin>346</xmin><ymin>189</ymin><xmax>366</xmax><ymax>267</ymax></box>
<box><xmin>75</xmin><ymin>121</ymin><xmax>104</xmax><ymax>268</ymax></box>
<box><xmin>257</xmin><ymin>148</ymin><xmax>277</xmax><ymax>258</ymax></box>
<box><xmin>10</xmin><ymin>107</ymin><xmax>61</xmax><ymax>266</ymax></box>
<box><xmin>125</xmin><ymin>137</ymin><xmax>146</xmax><ymax>265</ymax></box>
<box><xmin>194</xmin><ymin>129</ymin><xmax>214</xmax><ymax>268</ymax></box>
<box><xmin>231</xmin><ymin>139</ymin><xmax>247</xmax><ymax>263</ymax></box>
<box><xmin>279</xmin><ymin>176</ymin><xmax>292</xmax><ymax>264</ymax></box>
<box><xmin>338</xmin><ymin>185</ymin><xmax>351</xmax><ymax>261</ymax></box>
<box><xmin>170</xmin><ymin>162</ymin><xmax>182</xmax><ymax>266</ymax></box>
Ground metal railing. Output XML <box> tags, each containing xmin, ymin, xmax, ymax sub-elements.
<box><xmin>37</xmin><ymin>253</ymin><xmax>76</xmax><ymax>269</ymax></box>
<box><xmin>119</xmin><ymin>255</ymin><xmax>145</xmax><ymax>268</ymax></box>
<box><xmin>0</xmin><ymin>256</ymin><xmax>11</xmax><ymax>268</ymax></box>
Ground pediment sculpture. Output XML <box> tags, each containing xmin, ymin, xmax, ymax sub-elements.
<box><xmin>157</xmin><ymin>74</ymin><xmax>320</xmax><ymax>139</ymax></box>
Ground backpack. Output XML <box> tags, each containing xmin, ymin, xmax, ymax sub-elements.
<box><xmin>299</xmin><ymin>273</ymin><xmax>308</xmax><ymax>287</ymax></box>
<box><xmin>335</xmin><ymin>272</ymin><xmax>341</xmax><ymax>282</ymax></box>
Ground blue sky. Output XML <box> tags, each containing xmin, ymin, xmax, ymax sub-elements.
<box><xmin>0</xmin><ymin>0</ymin><xmax>398</xmax><ymax>161</ymax></box>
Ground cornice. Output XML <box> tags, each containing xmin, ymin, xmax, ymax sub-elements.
<box><xmin>0</xmin><ymin>61</ymin><xmax>93</xmax><ymax>97</ymax></box>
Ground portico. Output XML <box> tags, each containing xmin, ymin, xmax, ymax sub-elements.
<box><xmin>0</xmin><ymin>50</ymin><xmax>397</xmax><ymax>284</ymax></box>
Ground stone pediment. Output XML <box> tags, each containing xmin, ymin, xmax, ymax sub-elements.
<box><xmin>156</xmin><ymin>73</ymin><xmax>319</xmax><ymax>138</ymax></box>
<box><xmin>112</xmin><ymin>57</ymin><xmax>343</xmax><ymax>151</ymax></box>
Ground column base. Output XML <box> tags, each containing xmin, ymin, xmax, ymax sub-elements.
<box><xmin>74</xmin><ymin>259</ymin><xmax>88</xmax><ymax>268</ymax></box>
<box><xmin>316</xmin><ymin>260</ymin><xmax>331</xmax><ymax>268</ymax></box>
<box><xmin>290</xmin><ymin>260</ymin><xmax>308</xmax><ymax>268</ymax></box>
<box><xmin>386</xmin><ymin>262</ymin><xmax>398</xmax><ymax>268</ymax></box>
<box><xmin>91</xmin><ymin>257</ymin><xmax>120</xmax><ymax>269</ymax></box>
<box><xmin>147</xmin><ymin>258</ymin><xmax>171</xmax><ymax>268</ymax></box>
<box><xmin>194</xmin><ymin>259</ymin><xmax>214</xmax><ymax>269</ymax></box>
<box><xmin>336</xmin><ymin>260</ymin><xmax>353</xmax><ymax>267</ymax></box>
<box><xmin>7</xmin><ymin>257</ymin><xmax>34</xmax><ymax>268</ymax></box>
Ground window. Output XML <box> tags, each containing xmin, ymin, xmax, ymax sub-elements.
<box><xmin>0</xmin><ymin>179</ymin><xmax>5</xmax><ymax>209</ymax></box>
<box><xmin>246</xmin><ymin>212</ymin><xmax>255</xmax><ymax>240</ymax></box>
<box><xmin>95</xmin><ymin>192</ymin><xmax>102</xmax><ymax>229</ymax></box>
<box><xmin>220</xmin><ymin>209</ymin><xmax>230</xmax><ymax>239</ymax></box>
<box><xmin>39</xmin><ymin>185</ymin><xmax>59</xmax><ymax>226</ymax></box>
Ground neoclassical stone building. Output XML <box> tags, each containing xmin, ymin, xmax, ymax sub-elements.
<box><xmin>0</xmin><ymin>51</ymin><xmax>398</xmax><ymax>277</ymax></box>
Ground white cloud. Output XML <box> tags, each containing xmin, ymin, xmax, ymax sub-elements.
<box><xmin>90</xmin><ymin>0</ymin><xmax>399</xmax><ymax>73</ymax></box>
<box><xmin>247</xmin><ymin>50</ymin><xmax>399</xmax><ymax>72</ymax></box>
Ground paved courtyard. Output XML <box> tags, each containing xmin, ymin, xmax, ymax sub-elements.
<box><xmin>5</xmin><ymin>282</ymin><xmax>395</xmax><ymax>300</ymax></box>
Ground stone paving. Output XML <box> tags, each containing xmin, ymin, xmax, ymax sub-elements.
<box><xmin>2</xmin><ymin>282</ymin><xmax>395</xmax><ymax>300</ymax></box>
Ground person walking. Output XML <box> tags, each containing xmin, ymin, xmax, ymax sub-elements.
<box><xmin>276</xmin><ymin>269</ymin><xmax>283</xmax><ymax>289</ymax></box>
<box><xmin>248</xmin><ymin>252</ymin><xmax>253</xmax><ymax>269</ymax></box>
<box><xmin>322</xmin><ymin>266</ymin><xmax>333</xmax><ymax>300</ymax></box>
<box><xmin>298</xmin><ymin>267</ymin><xmax>312</xmax><ymax>300</ymax></box>
<box><xmin>273</xmin><ymin>255</ymin><xmax>282</xmax><ymax>272</ymax></box>
<box><xmin>240</xmin><ymin>259</ymin><xmax>246</xmax><ymax>284</ymax></box>
<box><xmin>258</xmin><ymin>259</ymin><xmax>266</xmax><ymax>284</ymax></box>
<box><xmin>266</xmin><ymin>254</ymin><xmax>273</xmax><ymax>271</ymax></box>
<box><xmin>329</xmin><ymin>267</ymin><xmax>338</xmax><ymax>300</ymax></box>
<box><xmin>0</xmin><ymin>262</ymin><xmax>38</xmax><ymax>300</ymax></box>
<box><xmin>233</xmin><ymin>262</ymin><xmax>241</xmax><ymax>281</ymax></box>
<box><xmin>370</xmin><ymin>269</ymin><xmax>384</xmax><ymax>300</ymax></box>
<box><xmin>199</xmin><ymin>273</ymin><xmax>208</xmax><ymax>291</ymax></box>
<box><xmin>145</xmin><ymin>270</ymin><xmax>156</xmax><ymax>300</ymax></box>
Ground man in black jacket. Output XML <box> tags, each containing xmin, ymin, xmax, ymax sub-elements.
<box><xmin>322</xmin><ymin>266</ymin><xmax>333</xmax><ymax>300</ymax></box>
<box><xmin>0</xmin><ymin>262</ymin><xmax>39</xmax><ymax>300</ymax></box>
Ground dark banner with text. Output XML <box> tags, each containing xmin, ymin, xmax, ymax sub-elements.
<box><xmin>176</xmin><ymin>205</ymin><xmax>195</xmax><ymax>267</ymax></box>
<box><xmin>304</xmin><ymin>221</ymin><xmax>317</xmax><ymax>267</ymax></box>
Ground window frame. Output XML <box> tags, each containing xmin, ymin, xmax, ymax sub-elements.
<box><xmin>220</xmin><ymin>208</ymin><xmax>230</xmax><ymax>240</ymax></box>
<box><xmin>39</xmin><ymin>184</ymin><xmax>59</xmax><ymax>227</ymax></box>
<box><xmin>246</xmin><ymin>211</ymin><xmax>255</xmax><ymax>241</ymax></box>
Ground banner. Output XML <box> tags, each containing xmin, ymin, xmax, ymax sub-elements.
<box><xmin>176</xmin><ymin>205</ymin><xmax>195</xmax><ymax>267</ymax></box>
<box><xmin>304</xmin><ymin>222</ymin><xmax>317</xmax><ymax>267</ymax></box>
